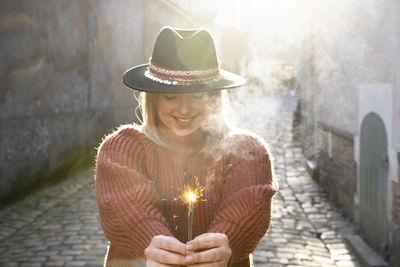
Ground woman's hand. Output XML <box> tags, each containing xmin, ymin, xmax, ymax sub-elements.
<box><xmin>145</xmin><ymin>235</ymin><xmax>186</xmax><ymax>266</ymax></box>
<box><xmin>185</xmin><ymin>233</ymin><xmax>232</xmax><ymax>267</ymax></box>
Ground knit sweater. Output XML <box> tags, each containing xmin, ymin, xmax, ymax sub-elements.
<box><xmin>95</xmin><ymin>125</ymin><xmax>276</xmax><ymax>267</ymax></box>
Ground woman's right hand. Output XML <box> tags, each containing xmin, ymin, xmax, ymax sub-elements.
<box><xmin>145</xmin><ymin>235</ymin><xmax>186</xmax><ymax>266</ymax></box>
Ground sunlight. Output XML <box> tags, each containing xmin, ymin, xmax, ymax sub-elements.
<box><xmin>214</xmin><ymin>0</ymin><xmax>320</xmax><ymax>48</ymax></box>
<box><xmin>211</xmin><ymin>0</ymin><xmax>323</xmax><ymax>82</ymax></box>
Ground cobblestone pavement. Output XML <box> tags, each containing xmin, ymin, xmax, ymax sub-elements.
<box><xmin>0</xmin><ymin>92</ymin><xmax>362</xmax><ymax>266</ymax></box>
<box><xmin>242</xmin><ymin>93</ymin><xmax>362</xmax><ymax>267</ymax></box>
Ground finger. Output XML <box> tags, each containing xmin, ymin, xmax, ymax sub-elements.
<box><xmin>152</xmin><ymin>235</ymin><xmax>186</xmax><ymax>255</ymax></box>
<box><xmin>146</xmin><ymin>259</ymin><xmax>170</xmax><ymax>267</ymax></box>
<box><xmin>186</xmin><ymin>247</ymin><xmax>226</xmax><ymax>265</ymax></box>
<box><xmin>187</xmin><ymin>233</ymin><xmax>228</xmax><ymax>251</ymax></box>
<box><xmin>188</xmin><ymin>263</ymin><xmax>221</xmax><ymax>267</ymax></box>
<box><xmin>146</xmin><ymin>248</ymin><xmax>186</xmax><ymax>265</ymax></box>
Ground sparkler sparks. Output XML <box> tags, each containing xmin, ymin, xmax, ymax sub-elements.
<box><xmin>182</xmin><ymin>184</ymin><xmax>202</xmax><ymax>211</ymax></box>
<box><xmin>186</xmin><ymin>190</ymin><xmax>196</xmax><ymax>203</ymax></box>
<box><xmin>180</xmin><ymin>175</ymin><xmax>204</xmax><ymax>241</ymax></box>
<box><xmin>180</xmin><ymin>175</ymin><xmax>204</xmax><ymax>208</ymax></box>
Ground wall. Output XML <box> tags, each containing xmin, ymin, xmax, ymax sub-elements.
<box><xmin>0</xmin><ymin>0</ymin><xmax>197</xmax><ymax>203</ymax></box>
<box><xmin>313</xmin><ymin>124</ymin><xmax>357</xmax><ymax>219</ymax></box>
<box><xmin>296</xmin><ymin>0</ymin><xmax>400</xmax><ymax>263</ymax></box>
<box><xmin>298</xmin><ymin>0</ymin><xmax>400</xmax><ymax>135</ymax></box>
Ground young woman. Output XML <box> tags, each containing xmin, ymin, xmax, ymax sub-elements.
<box><xmin>95</xmin><ymin>27</ymin><xmax>277</xmax><ymax>267</ymax></box>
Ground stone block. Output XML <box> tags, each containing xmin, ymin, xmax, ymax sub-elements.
<box><xmin>0</xmin><ymin>117</ymin><xmax>51</xmax><ymax>200</ymax></box>
<box><xmin>0</xmin><ymin>1</ymin><xmax>89</xmax><ymax>120</ymax></box>
<box><xmin>0</xmin><ymin>0</ymin><xmax>143</xmax><ymax>203</ymax></box>
<box><xmin>345</xmin><ymin>234</ymin><xmax>388</xmax><ymax>267</ymax></box>
<box><xmin>315</xmin><ymin>128</ymin><xmax>357</xmax><ymax>220</ymax></box>
<box><xmin>88</xmin><ymin>0</ymin><xmax>143</xmax><ymax>110</ymax></box>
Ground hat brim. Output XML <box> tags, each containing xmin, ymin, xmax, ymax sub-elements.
<box><xmin>122</xmin><ymin>64</ymin><xmax>246</xmax><ymax>93</ymax></box>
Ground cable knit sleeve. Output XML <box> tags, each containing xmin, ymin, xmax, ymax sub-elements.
<box><xmin>207</xmin><ymin>134</ymin><xmax>277</xmax><ymax>264</ymax></box>
<box><xmin>95</xmin><ymin>127</ymin><xmax>172</xmax><ymax>257</ymax></box>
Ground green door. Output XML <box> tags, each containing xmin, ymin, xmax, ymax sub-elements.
<box><xmin>360</xmin><ymin>112</ymin><xmax>388</xmax><ymax>255</ymax></box>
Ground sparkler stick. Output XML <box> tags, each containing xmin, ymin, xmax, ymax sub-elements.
<box><xmin>187</xmin><ymin>191</ymin><xmax>195</xmax><ymax>241</ymax></box>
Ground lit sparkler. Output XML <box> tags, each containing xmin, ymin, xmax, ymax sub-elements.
<box><xmin>180</xmin><ymin>175</ymin><xmax>204</xmax><ymax>241</ymax></box>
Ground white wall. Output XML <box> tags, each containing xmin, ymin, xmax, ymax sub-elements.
<box><xmin>298</xmin><ymin>0</ymin><xmax>400</xmax><ymax>136</ymax></box>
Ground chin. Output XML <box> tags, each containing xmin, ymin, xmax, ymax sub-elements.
<box><xmin>172</xmin><ymin>128</ymin><xmax>198</xmax><ymax>137</ymax></box>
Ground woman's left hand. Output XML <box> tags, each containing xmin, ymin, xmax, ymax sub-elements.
<box><xmin>185</xmin><ymin>233</ymin><xmax>232</xmax><ymax>267</ymax></box>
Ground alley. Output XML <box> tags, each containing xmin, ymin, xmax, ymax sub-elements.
<box><xmin>248</xmin><ymin>93</ymin><xmax>362</xmax><ymax>267</ymax></box>
<box><xmin>0</xmin><ymin>92</ymin><xmax>362</xmax><ymax>267</ymax></box>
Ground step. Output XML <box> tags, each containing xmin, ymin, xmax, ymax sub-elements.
<box><xmin>345</xmin><ymin>234</ymin><xmax>388</xmax><ymax>267</ymax></box>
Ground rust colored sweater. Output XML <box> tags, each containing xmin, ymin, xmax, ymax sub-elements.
<box><xmin>95</xmin><ymin>126</ymin><xmax>276</xmax><ymax>267</ymax></box>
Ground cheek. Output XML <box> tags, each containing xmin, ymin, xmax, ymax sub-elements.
<box><xmin>157</xmin><ymin>99</ymin><xmax>173</xmax><ymax>116</ymax></box>
<box><xmin>196</xmin><ymin>102</ymin><xmax>208</xmax><ymax>115</ymax></box>
<box><xmin>196</xmin><ymin>106</ymin><xmax>209</xmax><ymax>126</ymax></box>
<box><xmin>201</xmin><ymin>102</ymin><xmax>213</xmax><ymax>120</ymax></box>
<box><xmin>157</xmin><ymin>107</ymin><xmax>171</xmax><ymax>125</ymax></box>
<box><xmin>156</xmin><ymin>100</ymin><xmax>167</xmax><ymax>125</ymax></box>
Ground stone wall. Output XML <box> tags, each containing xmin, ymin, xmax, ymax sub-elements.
<box><xmin>392</xmin><ymin>181</ymin><xmax>400</xmax><ymax>266</ymax></box>
<box><xmin>295</xmin><ymin>0</ymin><xmax>400</xmax><ymax>262</ymax></box>
<box><xmin>0</xmin><ymin>0</ymin><xmax>197</xmax><ymax>203</ymax></box>
<box><xmin>316</xmin><ymin>126</ymin><xmax>357</xmax><ymax>220</ymax></box>
<box><xmin>293</xmin><ymin>108</ymin><xmax>358</xmax><ymax>220</ymax></box>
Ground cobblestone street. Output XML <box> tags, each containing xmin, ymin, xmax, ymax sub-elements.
<box><xmin>0</xmin><ymin>93</ymin><xmax>362</xmax><ymax>266</ymax></box>
<box><xmin>250</xmin><ymin>94</ymin><xmax>362</xmax><ymax>267</ymax></box>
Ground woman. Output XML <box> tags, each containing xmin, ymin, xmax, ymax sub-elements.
<box><xmin>95</xmin><ymin>26</ymin><xmax>277</xmax><ymax>267</ymax></box>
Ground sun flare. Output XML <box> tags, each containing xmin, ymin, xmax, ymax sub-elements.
<box><xmin>214</xmin><ymin>0</ymin><xmax>321</xmax><ymax>48</ymax></box>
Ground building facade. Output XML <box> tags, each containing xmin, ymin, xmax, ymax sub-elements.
<box><xmin>295</xmin><ymin>0</ymin><xmax>400</xmax><ymax>264</ymax></box>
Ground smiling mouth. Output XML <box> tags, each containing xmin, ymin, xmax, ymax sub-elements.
<box><xmin>174</xmin><ymin>116</ymin><xmax>197</xmax><ymax>124</ymax></box>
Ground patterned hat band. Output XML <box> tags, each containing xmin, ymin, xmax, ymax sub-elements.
<box><xmin>147</xmin><ymin>60</ymin><xmax>221</xmax><ymax>86</ymax></box>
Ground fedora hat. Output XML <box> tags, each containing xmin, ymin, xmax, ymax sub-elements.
<box><xmin>123</xmin><ymin>26</ymin><xmax>246</xmax><ymax>93</ymax></box>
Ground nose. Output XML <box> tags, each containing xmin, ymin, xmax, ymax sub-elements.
<box><xmin>177</xmin><ymin>95</ymin><xmax>193</xmax><ymax>115</ymax></box>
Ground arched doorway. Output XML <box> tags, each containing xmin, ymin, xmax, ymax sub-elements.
<box><xmin>359</xmin><ymin>112</ymin><xmax>388</xmax><ymax>255</ymax></box>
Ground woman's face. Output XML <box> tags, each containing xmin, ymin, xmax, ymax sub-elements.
<box><xmin>157</xmin><ymin>92</ymin><xmax>210</xmax><ymax>137</ymax></box>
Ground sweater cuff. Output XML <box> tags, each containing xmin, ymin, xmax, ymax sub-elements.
<box><xmin>207</xmin><ymin>185</ymin><xmax>277</xmax><ymax>262</ymax></box>
<box><xmin>131</xmin><ymin>220</ymin><xmax>174</xmax><ymax>255</ymax></box>
<box><xmin>103</xmin><ymin>218</ymin><xmax>173</xmax><ymax>256</ymax></box>
<box><xmin>208</xmin><ymin>218</ymin><xmax>263</xmax><ymax>263</ymax></box>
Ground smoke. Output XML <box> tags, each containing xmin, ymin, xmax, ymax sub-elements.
<box><xmin>293</xmin><ymin>0</ymin><xmax>393</xmax><ymax>158</ymax></box>
<box><xmin>225</xmin><ymin>86</ymin><xmax>282</xmax><ymax>141</ymax></box>
<box><xmin>204</xmin><ymin>0</ymin><xmax>397</xmax><ymax>159</ymax></box>
<box><xmin>197</xmin><ymin>84</ymin><xmax>287</xmax><ymax>166</ymax></box>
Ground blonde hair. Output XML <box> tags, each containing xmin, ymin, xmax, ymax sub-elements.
<box><xmin>135</xmin><ymin>91</ymin><xmax>230</xmax><ymax>152</ymax></box>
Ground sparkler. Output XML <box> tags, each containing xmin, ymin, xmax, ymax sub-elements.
<box><xmin>181</xmin><ymin>174</ymin><xmax>204</xmax><ymax>241</ymax></box>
